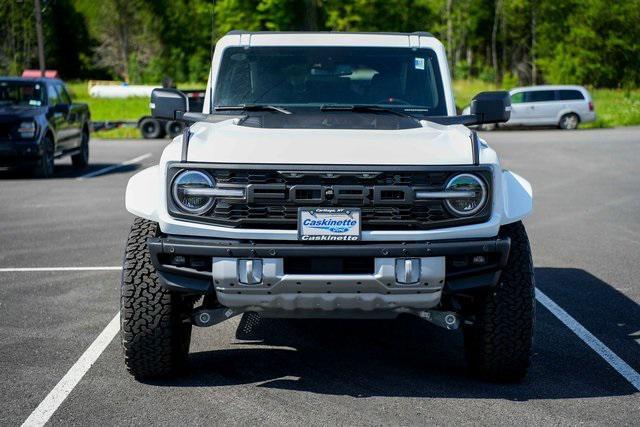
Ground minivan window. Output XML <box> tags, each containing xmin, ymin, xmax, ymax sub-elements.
<box><xmin>510</xmin><ymin>92</ymin><xmax>524</xmax><ymax>104</ymax></box>
<box><xmin>558</xmin><ymin>90</ymin><xmax>585</xmax><ymax>101</ymax></box>
<box><xmin>524</xmin><ymin>90</ymin><xmax>556</xmax><ymax>103</ymax></box>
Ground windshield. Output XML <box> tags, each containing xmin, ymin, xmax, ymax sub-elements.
<box><xmin>214</xmin><ymin>46</ymin><xmax>447</xmax><ymax>116</ymax></box>
<box><xmin>0</xmin><ymin>81</ymin><xmax>45</xmax><ymax>107</ymax></box>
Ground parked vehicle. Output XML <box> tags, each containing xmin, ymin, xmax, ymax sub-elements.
<box><xmin>138</xmin><ymin>90</ymin><xmax>205</xmax><ymax>138</ymax></box>
<box><xmin>122</xmin><ymin>31</ymin><xmax>534</xmax><ymax>383</ymax></box>
<box><xmin>463</xmin><ymin>85</ymin><xmax>595</xmax><ymax>130</ymax></box>
<box><xmin>0</xmin><ymin>77</ymin><xmax>90</xmax><ymax>177</ymax></box>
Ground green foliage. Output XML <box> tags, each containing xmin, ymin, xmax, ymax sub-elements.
<box><xmin>1</xmin><ymin>0</ymin><xmax>639</xmax><ymax>90</ymax></box>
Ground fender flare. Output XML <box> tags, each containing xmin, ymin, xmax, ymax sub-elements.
<box><xmin>125</xmin><ymin>165</ymin><xmax>161</xmax><ymax>221</ymax></box>
<box><xmin>501</xmin><ymin>170</ymin><xmax>532</xmax><ymax>224</ymax></box>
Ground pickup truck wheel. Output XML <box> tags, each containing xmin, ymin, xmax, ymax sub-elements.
<box><xmin>71</xmin><ymin>129</ymin><xmax>89</xmax><ymax>168</ymax></box>
<box><xmin>463</xmin><ymin>221</ymin><xmax>535</xmax><ymax>382</ymax></box>
<box><xmin>33</xmin><ymin>136</ymin><xmax>54</xmax><ymax>178</ymax></box>
<box><xmin>121</xmin><ymin>217</ymin><xmax>193</xmax><ymax>379</ymax></box>
<box><xmin>139</xmin><ymin>117</ymin><xmax>164</xmax><ymax>139</ymax></box>
<box><xmin>559</xmin><ymin>113</ymin><xmax>579</xmax><ymax>130</ymax></box>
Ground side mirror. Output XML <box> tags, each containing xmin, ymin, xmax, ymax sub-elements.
<box><xmin>150</xmin><ymin>88</ymin><xmax>189</xmax><ymax>120</ymax></box>
<box><xmin>470</xmin><ymin>91</ymin><xmax>511</xmax><ymax>124</ymax></box>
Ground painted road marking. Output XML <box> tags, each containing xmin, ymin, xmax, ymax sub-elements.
<box><xmin>21</xmin><ymin>313</ymin><xmax>120</xmax><ymax>427</ymax></box>
<box><xmin>536</xmin><ymin>288</ymin><xmax>640</xmax><ymax>391</ymax></box>
<box><xmin>17</xmin><ymin>282</ymin><xmax>640</xmax><ymax>425</ymax></box>
<box><xmin>77</xmin><ymin>153</ymin><xmax>151</xmax><ymax>180</ymax></box>
<box><xmin>0</xmin><ymin>267</ymin><xmax>121</xmax><ymax>272</ymax></box>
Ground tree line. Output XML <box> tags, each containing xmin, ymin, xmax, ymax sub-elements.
<box><xmin>1</xmin><ymin>0</ymin><xmax>638</xmax><ymax>88</ymax></box>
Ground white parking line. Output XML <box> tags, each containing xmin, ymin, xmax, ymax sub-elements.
<box><xmin>76</xmin><ymin>153</ymin><xmax>151</xmax><ymax>180</ymax></box>
<box><xmin>0</xmin><ymin>266</ymin><xmax>121</xmax><ymax>272</ymax></box>
<box><xmin>536</xmin><ymin>288</ymin><xmax>640</xmax><ymax>391</ymax></box>
<box><xmin>21</xmin><ymin>313</ymin><xmax>120</xmax><ymax>427</ymax></box>
<box><xmin>16</xmin><ymin>279</ymin><xmax>640</xmax><ymax>425</ymax></box>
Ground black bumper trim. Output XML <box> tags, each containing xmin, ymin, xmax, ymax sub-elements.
<box><xmin>148</xmin><ymin>236</ymin><xmax>510</xmax><ymax>295</ymax></box>
<box><xmin>148</xmin><ymin>236</ymin><xmax>510</xmax><ymax>260</ymax></box>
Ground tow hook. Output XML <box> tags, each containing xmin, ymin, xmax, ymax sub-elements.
<box><xmin>192</xmin><ymin>307</ymin><xmax>243</xmax><ymax>327</ymax></box>
<box><xmin>417</xmin><ymin>310</ymin><xmax>460</xmax><ymax>330</ymax></box>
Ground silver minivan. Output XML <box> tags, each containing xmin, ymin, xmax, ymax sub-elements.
<box><xmin>464</xmin><ymin>85</ymin><xmax>596</xmax><ymax>130</ymax></box>
<box><xmin>507</xmin><ymin>85</ymin><xmax>595</xmax><ymax>129</ymax></box>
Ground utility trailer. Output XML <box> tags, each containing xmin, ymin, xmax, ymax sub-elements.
<box><xmin>91</xmin><ymin>89</ymin><xmax>205</xmax><ymax>139</ymax></box>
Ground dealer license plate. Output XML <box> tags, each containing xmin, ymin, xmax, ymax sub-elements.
<box><xmin>298</xmin><ymin>208</ymin><xmax>361</xmax><ymax>241</ymax></box>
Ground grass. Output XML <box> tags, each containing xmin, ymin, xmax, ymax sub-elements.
<box><xmin>66</xmin><ymin>81</ymin><xmax>205</xmax><ymax>139</ymax></box>
<box><xmin>453</xmin><ymin>80</ymin><xmax>640</xmax><ymax>129</ymax></box>
<box><xmin>67</xmin><ymin>80</ymin><xmax>640</xmax><ymax>138</ymax></box>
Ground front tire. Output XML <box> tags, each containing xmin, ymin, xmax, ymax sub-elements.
<box><xmin>72</xmin><ymin>129</ymin><xmax>89</xmax><ymax>169</ymax></box>
<box><xmin>33</xmin><ymin>136</ymin><xmax>54</xmax><ymax>178</ymax></box>
<box><xmin>559</xmin><ymin>113</ymin><xmax>579</xmax><ymax>130</ymax></box>
<box><xmin>463</xmin><ymin>221</ymin><xmax>535</xmax><ymax>382</ymax></box>
<box><xmin>121</xmin><ymin>217</ymin><xmax>193</xmax><ymax>379</ymax></box>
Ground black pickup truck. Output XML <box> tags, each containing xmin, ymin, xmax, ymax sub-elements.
<box><xmin>0</xmin><ymin>77</ymin><xmax>91</xmax><ymax>177</ymax></box>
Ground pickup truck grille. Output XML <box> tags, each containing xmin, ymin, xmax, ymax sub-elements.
<box><xmin>167</xmin><ymin>165</ymin><xmax>492</xmax><ymax>231</ymax></box>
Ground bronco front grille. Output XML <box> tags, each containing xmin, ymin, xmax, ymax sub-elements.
<box><xmin>167</xmin><ymin>164</ymin><xmax>492</xmax><ymax>231</ymax></box>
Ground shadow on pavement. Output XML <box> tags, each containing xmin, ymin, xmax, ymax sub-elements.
<box><xmin>145</xmin><ymin>267</ymin><xmax>639</xmax><ymax>399</ymax></box>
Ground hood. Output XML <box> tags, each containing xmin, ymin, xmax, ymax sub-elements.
<box><xmin>0</xmin><ymin>105</ymin><xmax>46</xmax><ymax>121</ymax></box>
<box><xmin>186</xmin><ymin>119</ymin><xmax>474</xmax><ymax>166</ymax></box>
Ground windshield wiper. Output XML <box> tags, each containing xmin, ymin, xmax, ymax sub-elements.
<box><xmin>214</xmin><ymin>104</ymin><xmax>292</xmax><ymax>115</ymax></box>
<box><xmin>320</xmin><ymin>104</ymin><xmax>415</xmax><ymax>119</ymax></box>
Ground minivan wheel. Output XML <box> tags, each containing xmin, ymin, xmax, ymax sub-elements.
<box><xmin>559</xmin><ymin>113</ymin><xmax>579</xmax><ymax>130</ymax></box>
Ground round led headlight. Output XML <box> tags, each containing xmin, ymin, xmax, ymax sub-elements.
<box><xmin>444</xmin><ymin>173</ymin><xmax>487</xmax><ymax>216</ymax></box>
<box><xmin>171</xmin><ymin>170</ymin><xmax>215</xmax><ymax>214</ymax></box>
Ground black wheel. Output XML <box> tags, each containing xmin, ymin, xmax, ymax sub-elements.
<box><xmin>165</xmin><ymin>120</ymin><xmax>184</xmax><ymax>138</ymax></box>
<box><xmin>121</xmin><ymin>217</ymin><xmax>194</xmax><ymax>379</ymax></box>
<box><xmin>139</xmin><ymin>117</ymin><xmax>164</xmax><ymax>139</ymax></box>
<box><xmin>33</xmin><ymin>135</ymin><xmax>55</xmax><ymax>178</ymax></box>
<box><xmin>559</xmin><ymin>113</ymin><xmax>579</xmax><ymax>130</ymax></box>
<box><xmin>71</xmin><ymin>128</ymin><xmax>89</xmax><ymax>169</ymax></box>
<box><xmin>463</xmin><ymin>221</ymin><xmax>535</xmax><ymax>382</ymax></box>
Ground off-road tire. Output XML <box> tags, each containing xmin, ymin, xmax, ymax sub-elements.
<box><xmin>463</xmin><ymin>221</ymin><xmax>535</xmax><ymax>382</ymax></box>
<box><xmin>121</xmin><ymin>217</ymin><xmax>193</xmax><ymax>379</ymax></box>
<box><xmin>33</xmin><ymin>136</ymin><xmax>54</xmax><ymax>178</ymax></box>
<box><xmin>71</xmin><ymin>129</ymin><xmax>89</xmax><ymax>168</ymax></box>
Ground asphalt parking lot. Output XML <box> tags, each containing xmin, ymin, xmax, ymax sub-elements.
<box><xmin>1</xmin><ymin>127</ymin><xmax>639</xmax><ymax>425</ymax></box>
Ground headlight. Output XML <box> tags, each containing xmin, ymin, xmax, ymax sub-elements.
<box><xmin>444</xmin><ymin>173</ymin><xmax>487</xmax><ymax>216</ymax></box>
<box><xmin>17</xmin><ymin>121</ymin><xmax>37</xmax><ymax>138</ymax></box>
<box><xmin>171</xmin><ymin>170</ymin><xmax>216</xmax><ymax>214</ymax></box>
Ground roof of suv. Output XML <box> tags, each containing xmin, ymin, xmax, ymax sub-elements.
<box><xmin>510</xmin><ymin>85</ymin><xmax>589</xmax><ymax>93</ymax></box>
<box><xmin>226</xmin><ymin>30</ymin><xmax>434</xmax><ymax>37</ymax></box>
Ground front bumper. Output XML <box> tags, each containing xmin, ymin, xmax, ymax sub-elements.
<box><xmin>148</xmin><ymin>236</ymin><xmax>510</xmax><ymax>313</ymax></box>
<box><xmin>0</xmin><ymin>140</ymin><xmax>40</xmax><ymax>166</ymax></box>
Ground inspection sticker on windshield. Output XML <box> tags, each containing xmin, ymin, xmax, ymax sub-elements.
<box><xmin>298</xmin><ymin>208</ymin><xmax>361</xmax><ymax>241</ymax></box>
<box><xmin>415</xmin><ymin>57</ymin><xmax>425</xmax><ymax>70</ymax></box>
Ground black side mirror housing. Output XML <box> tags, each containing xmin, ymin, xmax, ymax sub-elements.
<box><xmin>150</xmin><ymin>88</ymin><xmax>189</xmax><ymax>120</ymax></box>
<box><xmin>470</xmin><ymin>91</ymin><xmax>511</xmax><ymax>124</ymax></box>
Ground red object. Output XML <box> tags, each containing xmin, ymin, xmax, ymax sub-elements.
<box><xmin>21</xmin><ymin>69</ymin><xmax>59</xmax><ymax>78</ymax></box>
<box><xmin>589</xmin><ymin>101</ymin><xmax>594</xmax><ymax>111</ymax></box>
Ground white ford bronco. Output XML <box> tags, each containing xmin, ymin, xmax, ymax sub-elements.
<box><xmin>122</xmin><ymin>31</ymin><xmax>534</xmax><ymax>382</ymax></box>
